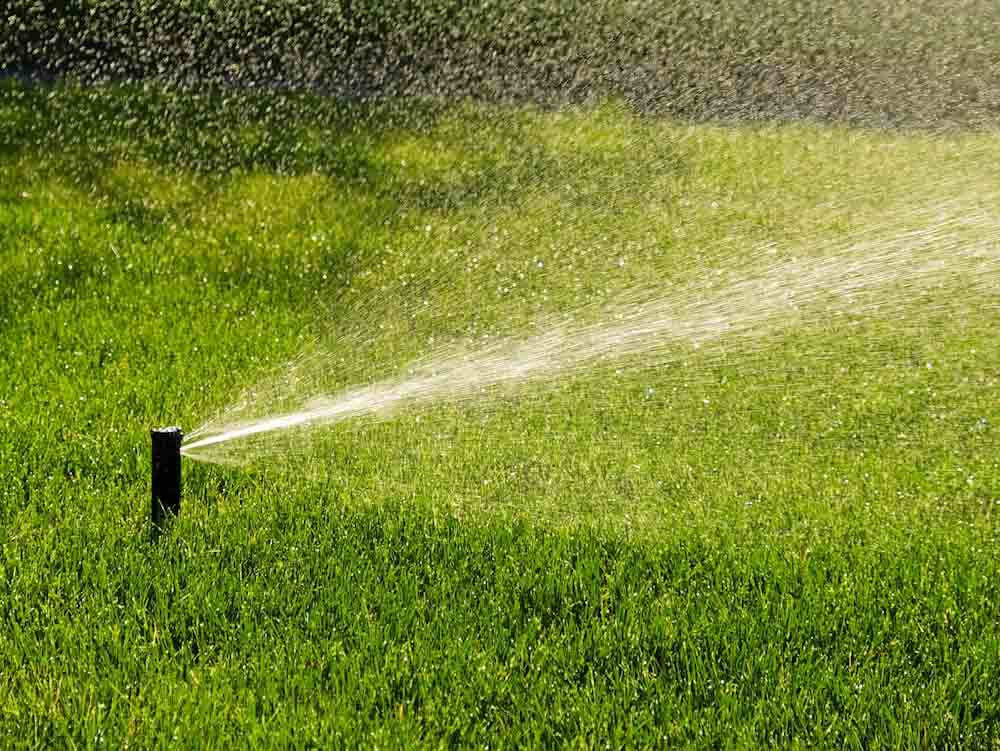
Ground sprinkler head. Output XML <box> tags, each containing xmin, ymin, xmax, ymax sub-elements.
<box><xmin>151</xmin><ymin>427</ymin><xmax>182</xmax><ymax>529</ymax></box>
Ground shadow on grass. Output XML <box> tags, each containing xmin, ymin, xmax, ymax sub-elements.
<box><xmin>1</xmin><ymin>79</ymin><xmax>682</xmax><ymax>214</ymax></box>
<box><xmin>0</xmin><ymin>79</ymin><xmax>684</xmax><ymax>321</ymax></box>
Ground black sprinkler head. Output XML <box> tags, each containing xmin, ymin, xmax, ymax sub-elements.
<box><xmin>151</xmin><ymin>427</ymin><xmax>182</xmax><ymax>529</ymax></box>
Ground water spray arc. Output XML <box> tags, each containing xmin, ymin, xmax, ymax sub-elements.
<box><xmin>151</xmin><ymin>427</ymin><xmax>183</xmax><ymax>528</ymax></box>
<box><xmin>181</xmin><ymin>198</ymin><xmax>1000</xmax><ymax>466</ymax></box>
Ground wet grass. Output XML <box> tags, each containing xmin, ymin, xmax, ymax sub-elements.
<box><xmin>1</xmin><ymin>82</ymin><xmax>999</xmax><ymax>747</ymax></box>
<box><xmin>5</xmin><ymin>0</ymin><xmax>1000</xmax><ymax>126</ymax></box>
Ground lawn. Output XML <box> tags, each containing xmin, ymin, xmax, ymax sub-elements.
<box><xmin>1</xmin><ymin>81</ymin><xmax>999</xmax><ymax>747</ymax></box>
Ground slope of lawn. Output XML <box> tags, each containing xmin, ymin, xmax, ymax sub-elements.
<box><xmin>1</xmin><ymin>82</ymin><xmax>999</xmax><ymax>748</ymax></box>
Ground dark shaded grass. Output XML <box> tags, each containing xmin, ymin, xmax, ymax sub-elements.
<box><xmin>5</xmin><ymin>0</ymin><xmax>1000</xmax><ymax>127</ymax></box>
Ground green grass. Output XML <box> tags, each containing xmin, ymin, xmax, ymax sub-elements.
<box><xmin>1</xmin><ymin>81</ymin><xmax>999</xmax><ymax>748</ymax></box>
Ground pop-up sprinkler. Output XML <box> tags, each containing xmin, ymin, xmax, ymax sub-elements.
<box><xmin>151</xmin><ymin>427</ymin><xmax>182</xmax><ymax>529</ymax></box>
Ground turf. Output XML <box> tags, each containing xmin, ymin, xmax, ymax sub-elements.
<box><xmin>1</xmin><ymin>82</ymin><xmax>999</xmax><ymax>748</ymax></box>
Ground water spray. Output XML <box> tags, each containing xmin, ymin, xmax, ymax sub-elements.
<box><xmin>151</xmin><ymin>427</ymin><xmax>182</xmax><ymax>529</ymax></box>
<box><xmin>181</xmin><ymin>197</ymin><xmax>1000</xmax><ymax>465</ymax></box>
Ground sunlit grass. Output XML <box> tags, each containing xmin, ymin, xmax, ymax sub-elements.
<box><xmin>1</xmin><ymin>83</ymin><xmax>999</xmax><ymax>747</ymax></box>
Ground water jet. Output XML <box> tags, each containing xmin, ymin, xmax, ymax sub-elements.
<box><xmin>151</xmin><ymin>426</ymin><xmax>182</xmax><ymax>528</ymax></box>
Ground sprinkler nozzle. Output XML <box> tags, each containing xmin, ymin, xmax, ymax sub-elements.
<box><xmin>151</xmin><ymin>427</ymin><xmax>182</xmax><ymax>529</ymax></box>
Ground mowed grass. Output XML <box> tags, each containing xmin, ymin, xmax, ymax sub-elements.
<box><xmin>1</xmin><ymin>82</ymin><xmax>999</xmax><ymax>747</ymax></box>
